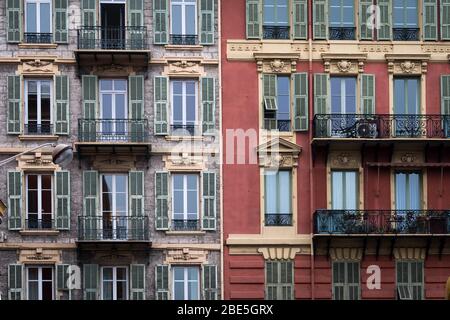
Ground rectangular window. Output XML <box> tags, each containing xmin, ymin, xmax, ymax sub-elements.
<box><xmin>265</xmin><ymin>260</ymin><xmax>293</xmax><ymax>300</ymax></box>
<box><xmin>394</xmin><ymin>77</ymin><xmax>421</xmax><ymax>137</ymax></box>
<box><xmin>332</xmin><ymin>261</ymin><xmax>360</xmax><ymax>300</ymax></box>
<box><xmin>395</xmin><ymin>171</ymin><xmax>421</xmax><ymax>210</ymax></box>
<box><xmin>101</xmin><ymin>174</ymin><xmax>128</xmax><ymax>240</ymax></box>
<box><xmin>396</xmin><ymin>261</ymin><xmax>424</xmax><ymax>300</ymax></box>
<box><xmin>172</xmin><ymin>174</ymin><xmax>199</xmax><ymax>230</ymax></box>
<box><xmin>329</xmin><ymin>0</ymin><xmax>355</xmax><ymax>40</ymax></box>
<box><xmin>100</xmin><ymin>1</ymin><xmax>126</xmax><ymax>49</ymax></box>
<box><xmin>99</xmin><ymin>79</ymin><xmax>128</xmax><ymax>141</ymax></box>
<box><xmin>264</xmin><ymin>170</ymin><xmax>292</xmax><ymax>226</ymax></box>
<box><xmin>330</xmin><ymin>77</ymin><xmax>357</xmax><ymax>137</ymax></box>
<box><xmin>25</xmin><ymin>79</ymin><xmax>52</xmax><ymax>135</ymax></box>
<box><xmin>25</xmin><ymin>0</ymin><xmax>52</xmax><ymax>43</ymax></box>
<box><xmin>27</xmin><ymin>266</ymin><xmax>54</xmax><ymax>300</ymax></box>
<box><xmin>393</xmin><ymin>0</ymin><xmax>419</xmax><ymax>40</ymax></box>
<box><xmin>331</xmin><ymin>170</ymin><xmax>358</xmax><ymax>210</ymax></box>
<box><xmin>173</xmin><ymin>266</ymin><xmax>200</xmax><ymax>300</ymax></box>
<box><xmin>26</xmin><ymin>174</ymin><xmax>53</xmax><ymax>230</ymax></box>
<box><xmin>263</xmin><ymin>0</ymin><xmax>289</xmax><ymax>39</ymax></box>
<box><xmin>264</xmin><ymin>76</ymin><xmax>291</xmax><ymax>132</ymax></box>
<box><xmin>101</xmin><ymin>266</ymin><xmax>128</xmax><ymax>300</ymax></box>
<box><xmin>171</xmin><ymin>0</ymin><xmax>198</xmax><ymax>44</ymax></box>
<box><xmin>171</xmin><ymin>80</ymin><xmax>198</xmax><ymax>135</ymax></box>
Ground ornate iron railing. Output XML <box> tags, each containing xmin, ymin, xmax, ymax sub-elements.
<box><xmin>24</xmin><ymin>33</ymin><xmax>53</xmax><ymax>43</ymax></box>
<box><xmin>170</xmin><ymin>34</ymin><xmax>198</xmax><ymax>45</ymax></box>
<box><xmin>170</xmin><ymin>124</ymin><xmax>200</xmax><ymax>136</ymax></box>
<box><xmin>393</xmin><ymin>28</ymin><xmax>420</xmax><ymax>41</ymax></box>
<box><xmin>264</xmin><ymin>119</ymin><xmax>291</xmax><ymax>132</ymax></box>
<box><xmin>314</xmin><ymin>114</ymin><xmax>450</xmax><ymax>139</ymax></box>
<box><xmin>78</xmin><ymin>216</ymin><xmax>149</xmax><ymax>241</ymax></box>
<box><xmin>171</xmin><ymin>219</ymin><xmax>201</xmax><ymax>231</ymax></box>
<box><xmin>25</xmin><ymin>218</ymin><xmax>54</xmax><ymax>230</ymax></box>
<box><xmin>78</xmin><ymin>119</ymin><xmax>149</xmax><ymax>143</ymax></box>
<box><xmin>265</xmin><ymin>214</ymin><xmax>293</xmax><ymax>226</ymax></box>
<box><xmin>77</xmin><ymin>26</ymin><xmax>148</xmax><ymax>50</ymax></box>
<box><xmin>329</xmin><ymin>27</ymin><xmax>356</xmax><ymax>40</ymax></box>
<box><xmin>263</xmin><ymin>26</ymin><xmax>290</xmax><ymax>39</ymax></box>
<box><xmin>314</xmin><ymin>210</ymin><xmax>450</xmax><ymax>235</ymax></box>
<box><xmin>24</xmin><ymin>123</ymin><xmax>53</xmax><ymax>135</ymax></box>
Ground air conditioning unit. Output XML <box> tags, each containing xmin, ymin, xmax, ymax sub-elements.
<box><xmin>356</xmin><ymin>121</ymin><xmax>378</xmax><ymax>138</ymax></box>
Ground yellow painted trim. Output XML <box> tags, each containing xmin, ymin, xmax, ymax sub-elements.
<box><xmin>151</xmin><ymin>243</ymin><xmax>221</xmax><ymax>250</ymax></box>
<box><xmin>226</xmin><ymin>234</ymin><xmax>312</xmax><ymax>246</ymax></box>
<box><xmin>164</xmin><ymin>45</ymin><xmax>204</xmax><ymax>51</ymax></box>
<box><xmin>18</xmin><ymin>43</ymin><xmax>57</xmax><ymax>49</ymax></box>
<box><xmin>19</xmin><ymin>230</ymin><xmax>60</xmax><ymax>236</ymax></box>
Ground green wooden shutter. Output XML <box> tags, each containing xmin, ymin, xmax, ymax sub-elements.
<box><xmin>55</xmin><ymin>75</ymin><xmax>69</xmax><ymax>135</ymax></box>
<box><xmin>7</xmin><ymin>0</ymin><xmax>21</xmax><ymax>43</ymax></box>
<box><xmin>200</xmin><ymin>0</ymin><xmax>214</xmax><ymax>44</ymax></box>
<box><xmin>81</xmin><ymin>75</ymin><xmax>97</xmax><ymax>142</ymax></box>
<box><xmin>265</xmin><ymin>261</ymin><xmax>278</xmax><ymax>300</ymax></box>
<box><xmin>361</xmin><ymin>74</ymin><xmax>375</xmax><ymax>114</ymax></box>
<box><xmin>293</xmin><ymin>73</ymin><xmax>309</xmax><ymax>131</ymax></box>
<box><xmin>54</xmin><ymin>0</ymin><xmax>68</xmax><ymax>43</ymax></box>
<box><xmin>83</xmin><ymin>264</ymin><xmax>99</xmax><ymax>300</ymax></box>
<box><xmin>8</xmin><ymin>264</ymin><xmax>23</xmax><ymax>300</ymax></box>
<box><xmin>155</xmin><ymin>171</ymin><xmax>169</xmax><ymax>230</ymax></box>
<box><xmin>442</xmin><ymin>0</ymin><xmax>450</xmax><ymax>39</ymax></box>
<box><xmin>83</xmin><ymin>171</ymin><xmax>98</xmax><ymax>240</ymax></box>
<box><xmin>263</xmin><ymin>74</ymin><xmax>278</xmax><ymax>110</ymax></box>
<box><xmin>129</xmin><ymin>75</ymin><xmax>145</xmax><ymax>142</ymax></box>
<box><xmin>155</xmin><ymin>265</ymin><xmax>169</xmax><ymax>300</ymax></box>
<box><xmin>154</xmin><ymin>76</ymin><xmax>169</xmax><ymax>135</ymax></box>
<box><xmin>154</xmin><ymin>0</ymin><xmax>168</xmax><ymax>44</ymax></box>
<box><xmin>313</xmin><ymin>0</ymin><xmax>327</xmax><ymax>40</ymax></box>
<box><xmin>202</xmin><ymin>77</ymin><xmax>215</xmax><ymax>134</ymax></box>
<box><xmin>7</xmin><ymin>75</ymin><xmax>21</xmax><ymax>135</ymax></box>
<box><xmin>441</xmin><ymin>75</ymin><xmax>450</xmax><ymax>115</ymax></box>
<box><xmin>128</xmin><ymin>0</ymin><xmax>145</xmax><ymax>49</ymax></box>
<box><xmin>202</xmin><ymin>265</ymin><xmax>218</xmax><ymax>300</ymax></box>
<box><xmin>7</xmin><ymin>171</ymin><xmax>22</xmax><ymax>230</ymax></box>
<box><xmin>56</xmin><ymin>264</ymin><xmax>69</xmax><ymax>290</ymax></box>
<box><xmin>360</xmin><ymin>0</ymin><xmax>373</xmax><ymax>40</ymax></box>
<box><xmin>202</xmin><ymin>172</ymin><xmax>216</xmax><ymax>230</ymax></box>
<box><xmin>130</xmin><ymin>264</ymin><xmax>146</xmax><ymax>300</ymax></box>
<box><xmin>293</xmin><ymin>0</ymin><xmax>307</xmax><ymax>39</ymax></box>
<box><xmin>129</xmin><ymin>171</ymin><xmax>145</xmax><ymax>240</ymax></box>
<box><xmin>314</xmin><ymin>73</ymin><xmax>329</xmax><ymax>115</ymax></box>
<box><xmin>423</xmin><ymin>0</ymin><xmax>437</xmax><ymax>40</ymax></box>
<box><xmin>280</xmin><ymin>261</ymin><xmax>294</xmax><ymax>300</ymax></box>
<box><xmin>55</xmin><ymin>170</ymin><xmax>70</xmax><ymax>230</ymax></box>
<box><xmin>378</xmin><ymin>0</ymin><xmax>391</xmax><ymax>40</ymax></box>
<box><xmin>246</xmin><ymin>0</ymin><xmax>261</xmax><ymax>39</ymax></box>
<box><xmin>81</xmin><ymin>0</ymin><xmax>97</xmax><ymax>48</ymax></box>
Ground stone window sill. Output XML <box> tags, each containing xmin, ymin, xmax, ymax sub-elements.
<box><xmin>18</xmin><ymin>43</ymin><xmax>58</xmax><ymax>49</ymax></box>
<box><xmin>19</xmin><ymin>135</ymin><xmax>59</xmax><ymax>141</ymax></box>
<box><xmin>165</xmin><ymin>44</ymin><xmax>204</xmax><ymax>51</ymax></box>
<box><xmin>165</xmin><ymin>230</ymin><xmax>206</xmax><ymax>236</ymax></box>
<box><xmin>19</xmin><ymin>230</ymin><xmax>60</xmax><ymax>236</ymax></box>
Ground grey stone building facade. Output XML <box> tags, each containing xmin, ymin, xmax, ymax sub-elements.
<box><xmin>0</xmin><ymin>0</ymin><xmax>221</xmax><ymax>300</ymax></box>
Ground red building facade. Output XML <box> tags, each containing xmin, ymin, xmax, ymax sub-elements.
<box><xmin>222</xmin><ymin>0</ymin><xmax>450</xmax><ymax>300</ymax></box>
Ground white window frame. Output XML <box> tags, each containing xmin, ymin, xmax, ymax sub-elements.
<box><xmin>26</xmin><ymin>266</ymin><xmax>54</xmax><ymax>300</ymax></box>
<box><xmin>329</xmin><ymin>0</ymin><xmax>355</xmax><ymax>27</ymax></box>
<box><xmin>170</xmin><ymin>79</ymin><xmax>198</xmax><ymax>127</ymax></box>
<box><xmin>99</xmin><ymin>79</ymin><xmax>128</xmax><ymax>139</ymax></box>
<box><xmin>24</xmin><ymin>79</ymin><xmax>53</xmax><ymax>128</ymax></box>
<box><xmin>101</xmin><ymin>266</ymin><xmax>129</xmax><ymax>301</ymax></box>
<box><xmin>396</xmin><ymin>260</ymin><xmax>424</xmax><ymax>300</ymax></box>
<box><xmin>171</xmin><ymin>266</ymin><xmax>200</xmax><ymax>300</ymax></box>
<box><xmin>393</xmin><ymin>0</ymin><xmax>419</xmax><ymax>28</ymax></box>
<box><xmin>170</xmin><ymin>0</ymin><xmax>198</xmax><ymax>36</ymax></box>
<box><xmin>26</xmin><ymin>173</ymin><xmax>54</xmax><ymax>222</ymax></box>
<box><xmin>100</xmin><ymin>174</ymin><xmax>129</xmax><ymax>239</ymax></box>
<box><xmin>332</xmin><ymin>261</ymin><xmax>361</xmax><ymax>300</ymax></box>
<box><xmin>330</xmin><ymin>76</ymin><xmax>357</xmax><ymax>114</ymax></box>
<box><xmin>263</xmin><ymin>0</ymin><xmax>289</xmax><ymax>26</ymax></box>
<box><xmin>171</xmin><ymin>173</ymin><xmax>199</xmax><ymax>220</ymax></box>
<box><xmin>25</xmin><ymin>0</ymin><xmax>52</xmax><ymax>33</ymax></box>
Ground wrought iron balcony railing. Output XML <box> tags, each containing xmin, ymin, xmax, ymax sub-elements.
<box><xmin>78</xmin><ymin>216</ymin><xmax>149</xmax><ymax>241</ymax></box>
<box><xmin>24</xmin><ymin>32</ymin><xmax>53</xmax><ymax>44</ymax></box>
<box><xmin>393</xmin><ymin>28</ymin><xmax>420</xmax><ymax>41</ymax></box>
<box><xmin>329</xmin><ymin>27</ymin><xmax>356</xmax><ymax>40</ymax></box>
<box><xmin>171</xmin><ymin>219</ymin><xmax>201</xmax><ymax>231</ymax></box>
<box><xmin>314</xmin><ymin>114</ymin><xmax>450</xmax><ymax>139</ymax></box>
<box><xmin>169</xmin><ymin>34</ymin><xmax>198</xmax><ymax>45</ymax></box>
<box><xmin>78</xmin><ymin>119</ymin><xmax>149</xmax><ymax>143</ymax></box>
<box><xmin>263</xmin><ymin>26</ymin><xmax>290</xmax><ymax>39</ymax></box>
<box><xmin>264</xmin><ymin>119</ymin><xmax>291</xmax><ymax>132</ymax></box>
<box><xmin>314</xmin><ymin>210</ymin><xmax>450</xmax><ymax>235</ymax></box>
<box><xmin>25</xmin><ymin>218</ymin><xmax>54</xmax><ymax>230</ymax></box>
<box><xmin>265</xmin><ymin>214</ymin><xmax>293</xmax><ymax>226</ymax></box>
<box><xmin>77</xmin><ymin>26</ymin><xmax>148</xmax><ymax>50</ymax></box>
<box><xmin>170</xmin><ymin>124</ymin><xmax>200</xmax><ymax>136</ymax></box>
<box><xmin>25</xmin><ymin>123</ymin><xmax>53</xmax><ymax>135</ymax></box>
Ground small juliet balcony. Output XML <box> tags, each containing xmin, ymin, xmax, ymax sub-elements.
<box><xmin>169</xmin><ymin>34</ymin><xmax>199</xmax><ymax>46</ymax></box>
<box><xmin>329</xmin><ymin>27</ymin><xmax>356</xmax><ymax>40</ymax></box>
<box><xmin>75</xmin><ymin>119</ymin><xmax>151</xmax><ymax>157</ymax></box>
<box><xmin>171</xmin><ymin>219</ymin><xmax>201</xmax><ymax>231</ymax></box>
<box><xmin>265</xmin><ymin>214</ymin><xmax>293</xmax><ymax>227</ymax></box>
<box><xmin>393</xmin><ymin>28</ymin><xmax>420</xmax><ymax>41</ymax></box>
<box><xmin>263</xmin><ymin>25</ymin><xmax>290</xmax><ymax>40</ymax></box>
<box><xmin>78</xmin><ymin>216</ymin><xmax>149</xmax><ymax>242</ymax></box>
<box><xmin>75</xmin><ymin>26</ymin><xmax>150</xmax><ymax>68</ymax></box>
<box><xmin>23</xmin><ymin>32</ymin><xmax>53</xmax><ymax>44</ymax></box>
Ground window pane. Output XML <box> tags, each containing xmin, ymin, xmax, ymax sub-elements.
<box><xmin>278</xmin><ymin>171</ymin><xmax>291</xmax><ymax>214</ymax></box>
<box><xmin>115</xmin><ymin>95</ymin><xmax>126</xmax><ymax>119</ymax></box>
<box><xmin>407</xmin><ymin>79</ymin><xmax>420</xmax><ymax>114</ymax></box>
<box><xmin>28</xmin><ymin>267</ymin><xmax>39</xmax><ymax>281</ymax></box>
<box><xmin>277</xmin><ymin>0</ymin><xmax>288</xmax><ymax>25</ymax></box>
<box><xmin>265</xmin><ymin>172</ymin><xmax>277</xmax><ymax>214</ymax></box>
<box><xmin>394</xmin><ymin>79</ymin><xmax>406</xmax><ymax>114</ymax></box>
<box><xmin>102</xmin><ymin>94</ymin><xmax>113</xmax><ymax>118</ymax></box>
<box><xmin>409</xmin><ymin>173</ymin><xmax>421</xmax><ymax>210</ymax></box>
<box><xmin>114</xmin><ymin>80</ymin><xmax>127</xmax><ymax>91</ymax></box>
<box><xmin>40</xmin><ymin>3</ymin><xmax>51</xmax><ymax>33</ymax></box>
<box><xmin>102</xmin><ymin>175</ymin><xmax>113</xmax><ymax>193</ymax></box>
<box><xmin>263</xmin><ymin>0</ymin><xmax>275</xmax><ymax>24</ymax></box>
<box><xmin>100</xmin><ymin>80</ymin><xmax>113</xmax><ymax>91</ymax></box>
<box><xmin>185</xmin><ymin>5</ymin><xmax>196</xmax><ymax>34</ymax></box>
<box><xmin>103</xmin><ymin>268</ymin><xmax>113</xmax><ymax>280</ymax></box>
<box><xmin>345</xmin><ymin>171</ymin><xmax>357</xmax><ymax>210</ymax></box>
<box><xmin>277</xmin><ymin>77</ymin><xmax>290</xmax><ymax>121</ymax></box>
<box><xmin>174</xmin><ymin>282</ymin><xmax>184</xmax><ymax>300</ymax></box>
<box><xmin>42</xmin><ymin>268</ymin><xmax>52</xmax><ymax>281</ymax></box>
<box><xmin>103</xmin><ymin>282</ymin><xmax>113</xmax><ymax>300</ymax></box>
<box><xmin>41</xmin><ymin>190</ymin><xmax>52</xmax><ymax>214</ymax></box>
<box><xmin>331</xmin><ymin>77</ymin><xmax>342</xmax><ymax>114</ymax></box>
<box><xmin>395</xmin><ymin>173</ymin><xmax>407</xmax><ymax>210</ymax></box>
<box><xmin>172</xmin><ymin>5</ymin><xmax>182</xmax><ymax>34</ymax></box>
<box><xmin>28</xmin><ymin>281</ymin><xmax>39</xmax><ymax>300</ymax></box>
<box><xmin>173</xmin><ymin>267</ymin><xmax>184</xmax><ymax>281</ymax></box>
<box><xmin>26</xmin><ymin>3</ymin><xmax>37</xmax><ymax>32</ymax></box>
<box><xmin>332</xmin><ymin>171</ymin><xmax>344</xmax><ymax>210</ymax></box>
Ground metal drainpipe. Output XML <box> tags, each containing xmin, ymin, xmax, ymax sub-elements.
<box><xmin>308</xmin><ymin>0</ymin><xmax>315</xmax><ymax>301</ymax></box>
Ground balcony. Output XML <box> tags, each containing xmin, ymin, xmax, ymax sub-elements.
<box><xmin>23</xmin><ymin>33</ymin><xmax>53</xmax><ymax>44</ymax></box>
<box><xmin>25</xmin><ymin>218</ymin><xmax>54</xmax><ymax>230</ymax></box>
<box><xmin>75</xmin><ymin>26</ymin><xmax>150</xmax><ymax>67</ymax></box>
<box><xmin>265</xmin><ymin>214</ymin><xmax>293</xmax><ymax>226</ymax></box>
<box><xmin>75</xmin><ymin>119</ymin><xmax>151</xmax><ymax>157</ymax></box>
<box><xmin>170</xmin><ymin>124</ymin><xmax>201</xmax><ymax>136</ymax></box>
<box><xmin>393</xmin><ymin>28</ymin><xmax>420</xmax><ymax>41</ymax></box>
<box><xmin>264</xmin><ymin>119</ymin><xmax>291</xmax><ymax>132</ymax></box>
<box><xmin>314</xmin><ymin>210</ymin><xmax>450</xmax><ymax>235</ymax></box>
<box><xmin>24</xmin><ymin>123</ymin><xmax>53</xmax><ymax>135</ymax></box>
<box><xmin>263</xmin><ymin>26</ymin><xmax>290</xmax><ymax>40</ymax></box>
<box><xmin>169</xmin><ymin>34</ymin><xmax>199</xmax><ymax>46</ymax></box>
<box><xmin>171</xmin><ymin>219</ymin><xmax>201</xmax><ymax>231</ymax></box>
<box><xmin>313</xmin><ymin>114</ymin><xmax>450</xmax><ymax>140</ymax></box>
<box><xmin>329</xmin><ymin>27</ymin><xmax>356</xmax><ymax>40</ymax></box>
<box><xmin>78</xmin><ymin>216</ymin><xmax>149</xmax><ymax>241</ymax></box>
